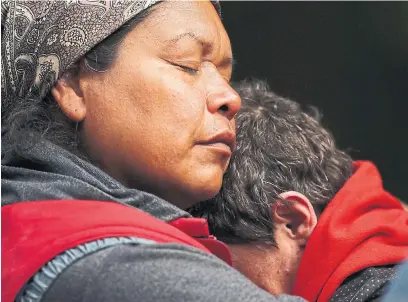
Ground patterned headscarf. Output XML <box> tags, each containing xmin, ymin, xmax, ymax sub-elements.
<box><xmin>1</xmin><ymin>0</ymin><xmax>221</xmax><ymax>104</ymax></box>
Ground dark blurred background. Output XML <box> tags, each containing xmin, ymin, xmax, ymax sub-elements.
<box><xmin>222</xmin><ymin>1</ymin><xmax>408</xmax><ymax>201</ymax></box>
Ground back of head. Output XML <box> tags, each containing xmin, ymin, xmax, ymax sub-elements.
<box><xmin>190</xmin><ymin>78</ymin><xmax>353</xmax><ymax>245</ymax></box>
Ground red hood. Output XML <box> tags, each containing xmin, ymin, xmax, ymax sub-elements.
<box><xmin>292</xmin><ymin>161</ymin><xmax>408</xmax><ymax>301</ymax></box>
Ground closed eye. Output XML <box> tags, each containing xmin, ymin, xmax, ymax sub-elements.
<box><xmin>172</xmin><ymin>63</ymin><xmax>199</xmax><ymax>75</ymax></box>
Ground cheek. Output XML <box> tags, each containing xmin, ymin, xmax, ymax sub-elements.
<box><xmin>130</xmin><ymin>69</ymin><xmax>207</xmax><ymax>143</ymax></box>
<box><xmin>84</xmin><ymin>62</ymin><xmax>208</xmax><ymax>159</ymax></box>
<box><xmin>153</xmin><ymin>68</ymin><xmax>207</xmax><ymax>125</ymax></box>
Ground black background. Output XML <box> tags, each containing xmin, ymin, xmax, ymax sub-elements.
<box><xmin>221</xmin><ymin>2</ymin><xmax>408</xmax><ymax>201</ymax></box>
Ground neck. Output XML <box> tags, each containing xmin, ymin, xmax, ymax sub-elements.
<box><xmin>229</xmin><ymin>243</ymin><xmax>300</xmax><ymax>295</ymax></box>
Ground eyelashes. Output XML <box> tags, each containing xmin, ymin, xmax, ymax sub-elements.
<box><xmin>180</xmin><ymin>65</ymin><xmax>199</xmax><ymax>74</ymax></box>
<box><xmin>169</xmin><ymin>61</ymin><xmax>230</xmax><ymax>82</ymax></box>
<box><xmin>171</xmin><ymin>62</ymin><xmax>200</xmax><ymax>75</ymax></box>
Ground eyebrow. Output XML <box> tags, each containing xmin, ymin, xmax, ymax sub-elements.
<box><xmin>166</xmin><ymin>32</ymin><xmax>234</xmax><ymax>69</ymax></box>
<box><xmin>167</xmin><ymin>32</ymin><xmax>212</xmax><ymax>51</ymax></box>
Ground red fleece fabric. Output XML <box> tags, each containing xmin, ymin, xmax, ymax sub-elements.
<box><xmin>2</xmin><ymin>200</ymin><xmax>231</xmax><ymax>302</ymax></box>
<box><xmin>292</xmin><ymin>161</ymin><xmax>408</xmax><ymax>301</ymax></box>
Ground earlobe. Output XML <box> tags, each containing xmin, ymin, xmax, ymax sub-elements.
<box><xmin>51</xmin><ymin>74</ymin><xmax>86</xmax><ymax>122</ymax></box>
<box><xmin>272</xmin><ymin>191</ymin><xmax>318</xmax><ymax>245</ymax></box>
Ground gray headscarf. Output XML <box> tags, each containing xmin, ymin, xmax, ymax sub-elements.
<box><xmin>1</xmin><ymin>0</ymin><xmax>221</xmax><ymax>104</ymax></box>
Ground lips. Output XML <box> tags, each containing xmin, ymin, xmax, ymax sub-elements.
<box><xmin>198</xmin><ymin>131</ymin><xmax>236</xmax><ymax>153</ymax></box>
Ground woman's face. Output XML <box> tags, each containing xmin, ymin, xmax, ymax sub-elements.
<box><xmin>58</xmin><ymin>1</ymin><xmax>240</xmax><ymax>208</ymax></box>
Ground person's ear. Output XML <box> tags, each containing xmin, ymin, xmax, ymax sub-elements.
<box><xmin>271</xmin><ymin>191</ymin><xmax>317</xmax><ymax>246</ymax></box>
<box><xmin>51</xmin><ymin>71</ymin><xmax>86</xmax><ymax>122</ymax></box>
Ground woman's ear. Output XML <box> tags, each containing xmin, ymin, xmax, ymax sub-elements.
<box><xmin>271</xmin><ymin>191</ymin><xmax>318</xmax><ymax>246</ymax></box>
<box><xmin>51</xmin><ymin>71</ymin><xmax>86</xmax><ymax>122</ymax></box>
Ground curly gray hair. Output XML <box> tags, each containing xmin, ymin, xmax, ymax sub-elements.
<box><xmin>190</xmin><ymin>78</ymin><xmax>353</xmax><ymax>246</ymax></box>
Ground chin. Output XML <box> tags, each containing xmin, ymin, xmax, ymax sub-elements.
<box><xmin>196</xmin><ymin>184</ymin><xmax>221</xmax><ymax>201</ymax></box>
<box><xmin>165</xmin><ymin>164</ymin><xmax>225</xmax><ymax>209</ymax></box>
<box><xmin>189</xmin><ymin>170</ymin><xmax>224</xmax><ymax>203</ymax></box>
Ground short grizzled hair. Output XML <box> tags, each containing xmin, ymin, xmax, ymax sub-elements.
<box><xmin>190</xmin><ymin>78</ymin><xmax>353</xmax><ymax>246</ymax></box>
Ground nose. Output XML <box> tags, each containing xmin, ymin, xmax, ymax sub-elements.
<box><xmin>203</xmin><ymin>63</ymin><xmax>241</xmax><ymax>120</ymax></box>
<box><xmin>207</xmin><ymin>89</ymin><xmax>241</xmax><ymax>120</ymax></box>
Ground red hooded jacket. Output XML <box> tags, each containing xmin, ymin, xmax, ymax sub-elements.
<box><xmin>292</xmin><ymin>161</ymin><xmax>408</xmax><ymax>301</ymax></box>
<box><xmin>2</xmin><ymin>200</ymin><xmax>231</xmax><ymax>302</ymax></box>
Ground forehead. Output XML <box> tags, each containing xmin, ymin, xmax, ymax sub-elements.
<box><xmin>138</xmin><ymin>1</ymin><xmax>232</xmax><ymax>56</ymax></box>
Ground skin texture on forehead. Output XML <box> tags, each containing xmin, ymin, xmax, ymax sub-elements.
<box><xmin>129</xmin><ymin>1</ymin><xmax>233</xmax><ymax>74</ymax></box>
<box><xmin>53</xmin><ymin>0</ymin><xmax>241</xmax><ymax>209</ymax></box>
